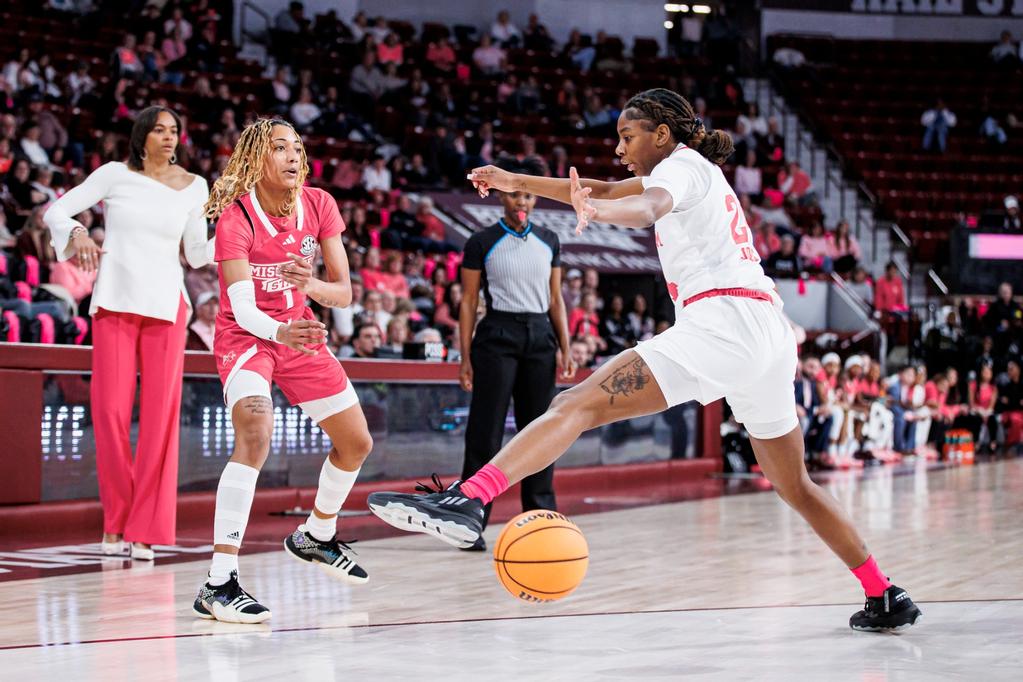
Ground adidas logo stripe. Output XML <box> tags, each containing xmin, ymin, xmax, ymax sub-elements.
<box><xmin>228</xmin><ymin>531</ymin><xmax>240</xmax><ymax>540</ymax></box>
<box><xmin>439</xmin><ymin>496</ymin><xmax>468</xmax><ymax>506</ymax></box>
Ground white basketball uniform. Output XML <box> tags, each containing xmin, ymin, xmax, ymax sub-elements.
<box><xmin>632</xmin><ymin>144</ymin><xmax>799</xmax><ymax>439</ymax></box>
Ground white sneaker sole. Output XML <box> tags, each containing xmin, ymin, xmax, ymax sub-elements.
<box><xmin>197</xmin><ymin>600</ymin><xmax>271</xmax><ymax>624</ymax></box>
<box><xmin>368</xmin><ymin>500</ymin><xmax>479</xmax><ymax>549</ymax></box>
<box><xmin>282</xmin><ymin>538</ymin><xmax>369</xmax><ymax>585</ymax></box>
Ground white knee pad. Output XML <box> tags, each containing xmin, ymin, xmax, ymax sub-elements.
<box><xmin>225</xmin><ymin>369</ymin><xmax>272</xmax><ymax>411</ymax></box>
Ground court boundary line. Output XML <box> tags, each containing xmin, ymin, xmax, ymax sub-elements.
<box><xmin>2</xmin><ymin>597</ymin><xmax>1020</xmax><ymax>651</ymax></box>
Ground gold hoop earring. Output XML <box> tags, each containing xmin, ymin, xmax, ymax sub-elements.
<box><xmin>140</xmin><ymin>149</ymin><xmax>148</xmax><ymax>161</ymax></box>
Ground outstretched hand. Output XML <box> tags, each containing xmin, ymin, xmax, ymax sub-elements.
<box><xmin>569</xmin><ymin>166</ymin><xmax>596</xmax><ymax>235</ymax></box>
<box><xmin>466</xmin><ymin>165</ymin><xmax>516</xmax><ymax>198</ymax></box>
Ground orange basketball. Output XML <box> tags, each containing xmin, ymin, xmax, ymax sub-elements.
<box><xmin>493</xmin><ymin>510</ymin><xmax>589</xmax><ymax>603</ymax></box>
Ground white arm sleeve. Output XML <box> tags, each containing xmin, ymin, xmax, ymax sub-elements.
<box><xmin>43</xmin><ymin>162</ymin><xmax>116</xmax><ymax>261</ymax></box>
<box><xmin>227</xmin><ymin>280</ymin><xmax>284</xmax><ymax>343</ymax></box>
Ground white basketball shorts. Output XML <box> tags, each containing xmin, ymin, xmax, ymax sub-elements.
<box><xmin>633</xmin><ymin>295</ymin><xmax>798</xmax><ymax>439</ymax></box>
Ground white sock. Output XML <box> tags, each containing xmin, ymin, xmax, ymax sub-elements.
<box><xmin>208</xmin><ymin>552</ymin><xmax>238</xmax><ymax>585</ymax></box>
<box><xmin>213</xmin><ymin>461</ymin><xmax>259</xmax><ymax>550</ymax></box>
<box><xmin>306</xmin><ymin>459</ymin><xmax>360</xmax><ymax>542</ymax></box>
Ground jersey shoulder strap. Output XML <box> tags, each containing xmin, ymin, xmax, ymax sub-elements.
<box><xmin>234</xmin><ymin>198</ymin><xmax>255</xmax><ymax>237</ymax></box>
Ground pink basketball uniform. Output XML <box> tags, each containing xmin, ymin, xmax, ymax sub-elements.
<box><xmin>213</xmin><ymin>186</ymin><xmax>349</xmax><ymax>405</ymax></box>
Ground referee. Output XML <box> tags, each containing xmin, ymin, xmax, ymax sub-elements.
<box><xmin>458</xmin><ymin>158</ymin><xmax>575</xmax><ymax>551</ymax></box>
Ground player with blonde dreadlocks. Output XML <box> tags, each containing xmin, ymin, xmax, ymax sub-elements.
<box><xmin>193</xmin><ymin>118</ymin><xmax>374</xmax><ymax>624</ymax></box>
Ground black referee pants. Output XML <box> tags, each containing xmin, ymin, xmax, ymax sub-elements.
<box><xmin>463</xmin><ymin>311</ymin><xmax>558</xmax><ymax>529</ymax></box>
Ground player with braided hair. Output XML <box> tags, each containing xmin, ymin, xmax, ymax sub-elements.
<box><xmin>369</xmin><ymin>89</ymin><xmax>921</xmax><ymax>632</ymax></box>
<box><xmin>192</xmin><ymin>118</ymin><xmax>373</xmax><ymax>623</ymax></box>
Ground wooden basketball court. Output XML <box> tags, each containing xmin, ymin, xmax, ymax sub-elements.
<box><xmin>1</xmin><ymin>458</ymin><xmax>1021</xmax><ymax>680</ymax></box>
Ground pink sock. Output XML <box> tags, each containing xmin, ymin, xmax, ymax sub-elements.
<box><xmin>459</xmin><ymin>464</ymin><xmax>509</xmax><ymax>505</ymax></box>
<box><xmin>851</xmin><ymin>555</ymin><xmax>892</xmax><ymax>597</ymax></box>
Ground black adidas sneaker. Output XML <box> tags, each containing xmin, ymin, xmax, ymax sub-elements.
<box><xmin>849</xmin><ymin>585</ymin><xmax>922</xmax><ymax>632</ymax></box>
<box><xmin>192</xmin><ymin>571</ymin><xmax>271</xmax><ymax>624</ymax></box>
<box><xmin>367</xmin><ymin>474</ymin><xmax>484</xmax><ymax>549</ymax></box>
<box><xmin>283</xmin><ymin>525</ymin><xmax>369</xmax><ymax>584</ymax></box>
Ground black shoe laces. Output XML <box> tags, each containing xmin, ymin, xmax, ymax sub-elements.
<box><xmin>414</xmin><ymin>473</ymin><xmax>447</xmax><ymax>494</ymax></box>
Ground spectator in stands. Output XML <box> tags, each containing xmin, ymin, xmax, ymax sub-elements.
<box><xmin>28</xmin><ymin>92</ymin><xmax>69</xmax><ymax>154</ymax></box>
<box><xmin>290</xmin><ymin>88</ymin><xmax>321</xmax><ymax>133</ymax></box>
<box><xmin>999</xmin><ymin>195</ymin><xmax>1021</xmax><ymax>230</ymax></box>
<box><xmin>18</xmin><ymin>119</ymin><xmax>51</xmax><ymax>169</ymax></box>
<box><xmin>362</xmin><ymin>156</ymin><xmax>391</xmax><ymax>193</ymax></box>
<box><xmin>340</xmin><ymin>321</ymin><xmax>383</xmax><ymax>359</ymax></box>
<box><xmin>360</xmin><ymin>247</ymin><xmax>385</xmax><ymax>291</ymax></box>
<box><xmin>376</xmin><ymin>252</ymin><xmax>411</xmax><ymax>300</ymax></box>
<box><xmin>921</xmin><ymin>99</ymin><xmax>957</xmax><ymax>154</ymax></box>
<box><xmin>569</xmin><ymin>291</ymin><xmax>604</xmax><ymax>349</ymax></box>
<box><xmin>830</xmin><ymin>220</ymin><xmax>861</xmax><ymax>275</ymax></box>
<box><xmin>360</xmin><ymin>288</ymin><xmax>390</xmax><ymax>335</ymax></box>
<box><xmin>759</xmin><ymin>116</ymin><xmax>785</xmax><ymax>162</ymax></box>
<box><xmin>627</xmin><ymin>293</ymin><xmax>655</xmax><ymax>342</ymax></box>
<box><xmin>329</xmin><ymin>275</ymin><xmax>364</xmax><ymax>346</ymax></box>
<box><xmin>414</xmin><ymin>198</ymin><xmax>457</xmax><ymax>253</ymax></box>
<box><xmin>67</xmin><ymin>60</ymin><xmax>97</xmax><ymax>106</ymax></box>
<box><xmin>523</xmin><ymin>13</ymin><xmax>554</xmax><ymax>52</ymax></box>
<box><xmin>600</xmin><ymin>294</ymin><xmax>634</xmax><ymax>355</ymax></box>
<box><xmin>349</xmin><ymin>51</ymin><xmax>387</xmax><ymax>113</ymax></box>
<box><xmin>798</xmin><ymin>220</ymin><xmax>832</xmax><ymax>274</ymax></box>
<box><xmin>191</xmin><ymin>21</ymin><xmax>221</xmax><ymax>73</ymax></box>
<box><xmin>562</xmin><ymin>30</ymin><xmax>596</xmax><ymax>72</ymax></box>
<box><xmin>434</xmin><ymin>281</ymin><xmax>462</xmax><ymax>338</ymax></box>
<box><xmin>778</xmin><ymin>159</ymin><xmax>814</xmax><ymax>205</ymax></box>
<box><xmin>562</xmin><ymin>268</ymin><xmax>583</xmax><ymax>312</ymax></box>
<box><xmin>549</xmin><ymin>145</ymin><xmax>569</xmax><ymax>178</ymax></box>
<box><xmin>274</xmin><ymin>1</ymin><xmax>306</xmax><ymax>35</ymax></box>
<box><xmin>734</xmin><ymin>150</ymin><xmax>762</xmax><ymax>200</ymax></box>
<box><xmin>473</xmin><ymin>35</ymin><xmax>506</xmax><ymax>76</ymax></box>
<box><xmin>989</xmin><ymin>30</ymin><xmax>1020</xmax><ymax>67</ymax></box>
<box><xmin>764</xmin><ymin>233</ymin><xmax>801</xmax><ymax>278</ymax></box>
<box><xmin>581</xmin><ymin>94</ymin><xmax>613</xmax><ymax>134</ymax></box>
<box><xmin>754</xmin><ymin>222</ymin><xmax>780</xmax><ymax>261</ymax></box>
<box><xmin>569</xmin><ymin>337</ymin><xmax>592</xmax><ymax>369</ymax></box>
<box><xmin>15</xmin><ymin>206</ymin><xmax>57</xmax><ymax>281</ymax></box>
<box><xmin>490</xmin><ymin>10</ymin><xmax>522</xmax><ymax>48</ymax></box>
<box><xmin>112</xmin><ymin>33</ymin><xmax>143</xmax><ymax>80</ymax></box>
<box><xmin>874</xmin><ymin>262</ymin><xmax>907</xmax><ymax>313</ymax></box>
<box><xmin>185</xmin><ymin>290</ymin><xmax>217</xmax><ymax>351</ymax></box>
<box><xmin>998</xmin><ymin>359</ymin><xmax>1023</xmax><ymax>448</ymax></box>
<box><xmin>887</xmin><ymin>365</ymin><xmax>919</xmax><ymax>456</ymax></box>
<box><xmin>160</xmin><ymin>27</ymin><xmax>188</xmax><ymax>86</ymax></box>
<box><xmin>738</xmin><ymin>102</ymin><xmax>768</xmax><ymax>137</ymax></box>
<box><xmin>966</xmin><ymin>362</ymin><xmax>1000</xmax><ymax>451</ymax></box>
<box><xmin>348</xmin><ymin>11</ymin><xmax>369</xmax><ymax>42</ymax></box>
<box><xmin>3</xmin><ymin>48</ymin><xmax>35</xmax><ymax>92</ymax></box>
<box><xmin>796</xmin><ymin>356</ymin><xmax>832</xmax><ymax>465</ymax></box>
<box><xmin>984</xmin><ymin>282</ymin><xmax>1021</xmax><ymax>347</ymax></box>
<box><xmin>425</xmin><ymin>36</ymin><xmax>457</xmax><ymax>75</ymax></box>
<box><xmin>382</xmin><ymin>315</ymin><xmax>410</xmax><ymax>357</ymax></box>
<box><xmin>923</xmin><ymin>372</ymin><xmax>958</xmax><ymax>449</ymax></box>
<box><xmin>377</xmin><ymin>32</ymin><xmax>405</xmax><ymax>66</ymax></box>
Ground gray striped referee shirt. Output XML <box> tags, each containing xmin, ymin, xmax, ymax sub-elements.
<box><xmin>462</xmin><ymin>220</ymin><xmax>561</xmax><ymax>314</ymax></box>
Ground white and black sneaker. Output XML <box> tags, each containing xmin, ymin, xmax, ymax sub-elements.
<box><xmin>283</xmin><ymin>525</ymin><xmax>369</xmax><ymax>585</ymax></box>
<box><xmin>849</xmin><ymin>585</ymin><xmax>922</xmax><ymax>632</ymax></box>
<box><xmin>367</xmin><ymin>474</ymin><xmax>484</xmax><ymax>549</ymax></box>
<box><xmin>192</xmin><ymin>571</ymin><xmax>271</xmax><ymax>624</ymax></box>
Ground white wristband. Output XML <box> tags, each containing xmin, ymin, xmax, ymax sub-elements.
<box><xmin>227</xmin><ymin>280</ymin><xmax>284</xmax><ymax>343</ymax></box>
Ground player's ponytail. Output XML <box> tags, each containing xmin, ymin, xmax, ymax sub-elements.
<box><xmin>624</xmin><ymin>88</ymin><xmax>735</xmax><ymax>166</ymax></box>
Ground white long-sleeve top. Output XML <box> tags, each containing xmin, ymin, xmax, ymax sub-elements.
<box><xmin>43</xmin><ymin>161</ymin><xmax>212</xmax><ymax>322</ymax></box>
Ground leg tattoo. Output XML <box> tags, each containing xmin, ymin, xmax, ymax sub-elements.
<box><xmin>239</xmin><ymin>396</ymin><xmax>272</xmax><ymax>415</ymax></box>
<box><xmin>599</xmin><ymin>357</ymin><xmax>651</xmax><ymax>405</ymax></box>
